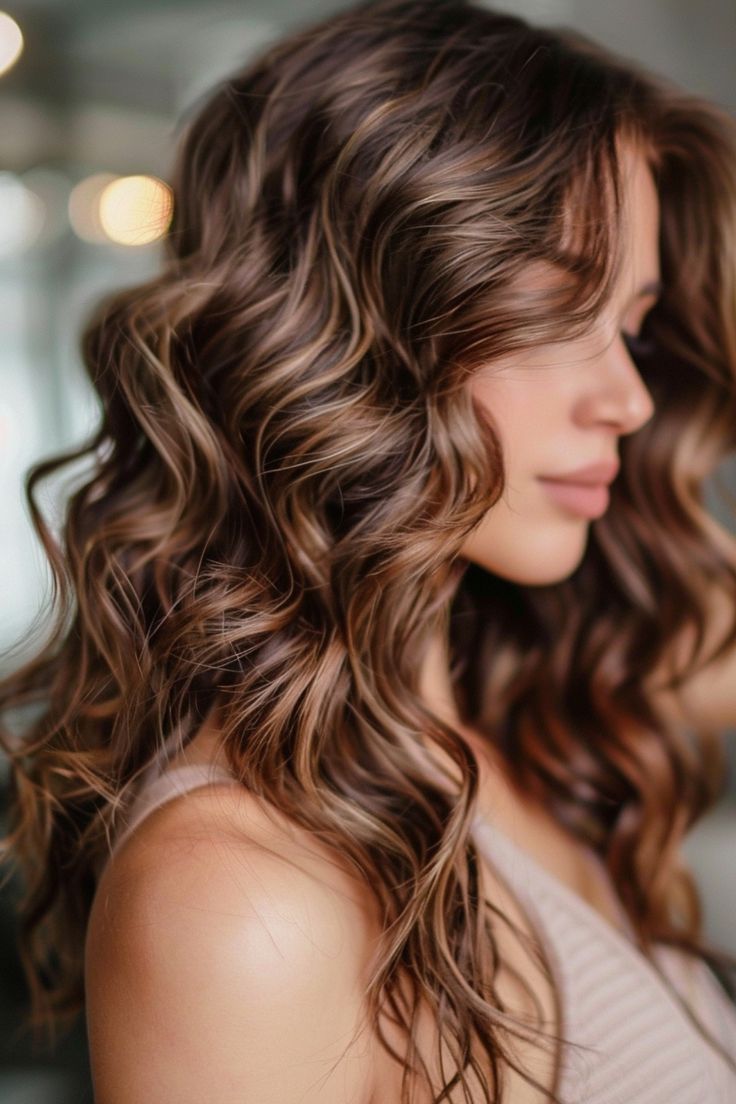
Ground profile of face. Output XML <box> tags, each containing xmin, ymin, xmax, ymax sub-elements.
<box><xmin>460</xmin><ymin>142</ymin><xmax>661</xmax><ymax>586</ymax></box>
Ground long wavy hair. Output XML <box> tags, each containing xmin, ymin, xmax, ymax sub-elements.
<box><xmin>2</xmin><ymin>0</ymin><xmax>736</xmax><ymax>1099</ymax></box>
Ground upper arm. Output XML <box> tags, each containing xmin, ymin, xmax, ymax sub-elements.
<box><xmin>85</xmin><ymin>799</ymin><xmax>379</xmax><ymax>1104</ymax></box>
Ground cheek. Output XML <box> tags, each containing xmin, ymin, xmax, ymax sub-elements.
<box><xmin>470</xmin><ymin>372</ymin><xmax>559</xmax><ymax>457</ymax></box>
<box><xmin>462</xmin><ymin>380</ymin><xmax>590</xmax><ymax>585</ymax></box>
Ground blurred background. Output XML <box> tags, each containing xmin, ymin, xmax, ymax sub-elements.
<box><xmin>0</xmin><ymin>0</ymin><xmax>735</xmax><ymax>1100</ymax></box>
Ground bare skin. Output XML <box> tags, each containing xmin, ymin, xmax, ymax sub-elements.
<box><xmin>86</xmin><ymin>709</ymin><xmax>563</xmax><ymax>1103</ymax></box>
<box><xmin>85</xmin><ymin>142</ymin><xmax>679</xmax><ymax>1102</ymax></box>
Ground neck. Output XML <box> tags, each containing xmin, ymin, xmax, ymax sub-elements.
<box><xmin>416</xmin><ymin>626</ymin><xmax>495</xmax><ymax>801</ymax></box>
<box><xmin>418</xmin><ymin>626</ymin><xmax>462</xmax><ymax>731</ymax></box>
<box><xmin>417</xmin><ymin>623</ymin><xmax>526</xmax><ymax>826</ymax></box>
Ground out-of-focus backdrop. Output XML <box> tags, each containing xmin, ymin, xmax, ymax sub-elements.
<box><xmin>0</xmin><ymin>1</ymin><xmax>735</xmax><ymax>1100</ymax></box>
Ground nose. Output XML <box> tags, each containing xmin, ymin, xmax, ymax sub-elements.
<box><xmin>578</xmin><ymin>334</ymin><xmax>656</xmax><ymax>436</ymax></box>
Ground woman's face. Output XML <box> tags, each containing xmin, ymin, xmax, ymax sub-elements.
<box><xmin>460</xmin><ymin>142</ymin><xmax>661</xmax><ymax>585</ymax></box>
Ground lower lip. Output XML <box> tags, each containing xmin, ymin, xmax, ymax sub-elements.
<box><xmin>538</xmin><ymin>478</ymin><xmax>610</xmax><ymax>518</ymax></box>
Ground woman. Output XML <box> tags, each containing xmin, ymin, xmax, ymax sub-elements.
<box><xmin>1</xmin><ymin>0</ymin><xmax>736</xmax><ymax>1100</ymax></box>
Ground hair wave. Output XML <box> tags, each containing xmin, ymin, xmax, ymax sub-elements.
<box><xmin>3</xmin><ymin>1</ymin><xmax>736</xmax><ymax>1100</ymax></box>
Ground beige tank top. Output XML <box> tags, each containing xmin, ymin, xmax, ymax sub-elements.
<box><xmin>102</xmin><ymin>761</ymin><xmax>736</xmax><ymax>1104</ymax></box>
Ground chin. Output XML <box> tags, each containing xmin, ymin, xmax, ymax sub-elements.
<box><xmin>503</xmin><ymin>558</ymin><xmax>584</xmax><ymax>586</ymax></box>
<box><xmin>462</xmin><ymin>521</ymin><xmax>590</xmax><ymax>586</ymax></box>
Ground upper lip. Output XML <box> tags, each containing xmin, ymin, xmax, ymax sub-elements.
<box><xmin>539</xmin><ymin>459</ymin><xmax>620</xmax><ymax>485</ymax></box>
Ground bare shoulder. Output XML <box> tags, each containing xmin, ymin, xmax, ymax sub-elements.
<box><xmin>85</xmin><ymin>782</ymin><xmax>382</xmax><ymax>1104</ymax></box>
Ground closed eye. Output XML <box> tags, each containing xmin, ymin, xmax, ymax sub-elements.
<box><xmin>622</xmin><ymin>330</ymin><xmax>657</xmax><ymax>359</ymax></box>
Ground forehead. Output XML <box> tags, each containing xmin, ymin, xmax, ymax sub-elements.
<box><xmin>521</xmin><ymin>138</ymin><xmax>661</xmax><ymax>297</ymax></box>
<box><xmin>617</xmin><ymin>140</ymin><xmax>661</xmax><ymax>286</ymax></box>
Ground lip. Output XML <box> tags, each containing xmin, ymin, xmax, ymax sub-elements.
<box><xmin>539</xmin><ymin>459</ymin><xmax>620</xmax><ymax>485</ymax></box>
<box><xmin>537</xmin><ymin>478</ymin><xmax>611</xmax><ymax>518</ymax></box>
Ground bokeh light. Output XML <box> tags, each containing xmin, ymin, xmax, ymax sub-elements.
<box><xmin>0</xmin><ymin>172</ymin><xmax>45</xmax><ymax>257</ymax></box>
<box><xmin>67</xmin><ymin>172</ymin><xmax>117</xmax><ymax>243</ymax></box>
<box><xmin>98</xmin><ymin>173</ymin><xmax>173</xmax><ymax>245</ymax></box>
<box><xmin>0</xmin><ymin>11</ymin><xmax>23</xmax><ymax>78</ymax></box>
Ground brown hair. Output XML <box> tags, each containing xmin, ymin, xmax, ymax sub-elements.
<box><xmin>2</xmin><ymin>0</ymin><xmax>736</xmax><ymax>1099</ymax></box>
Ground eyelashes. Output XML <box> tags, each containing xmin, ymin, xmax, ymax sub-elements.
<box><xmin>622</xmin><ymin>330</ymin><xmax>657</xmax><ymax>359</ymax></box>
